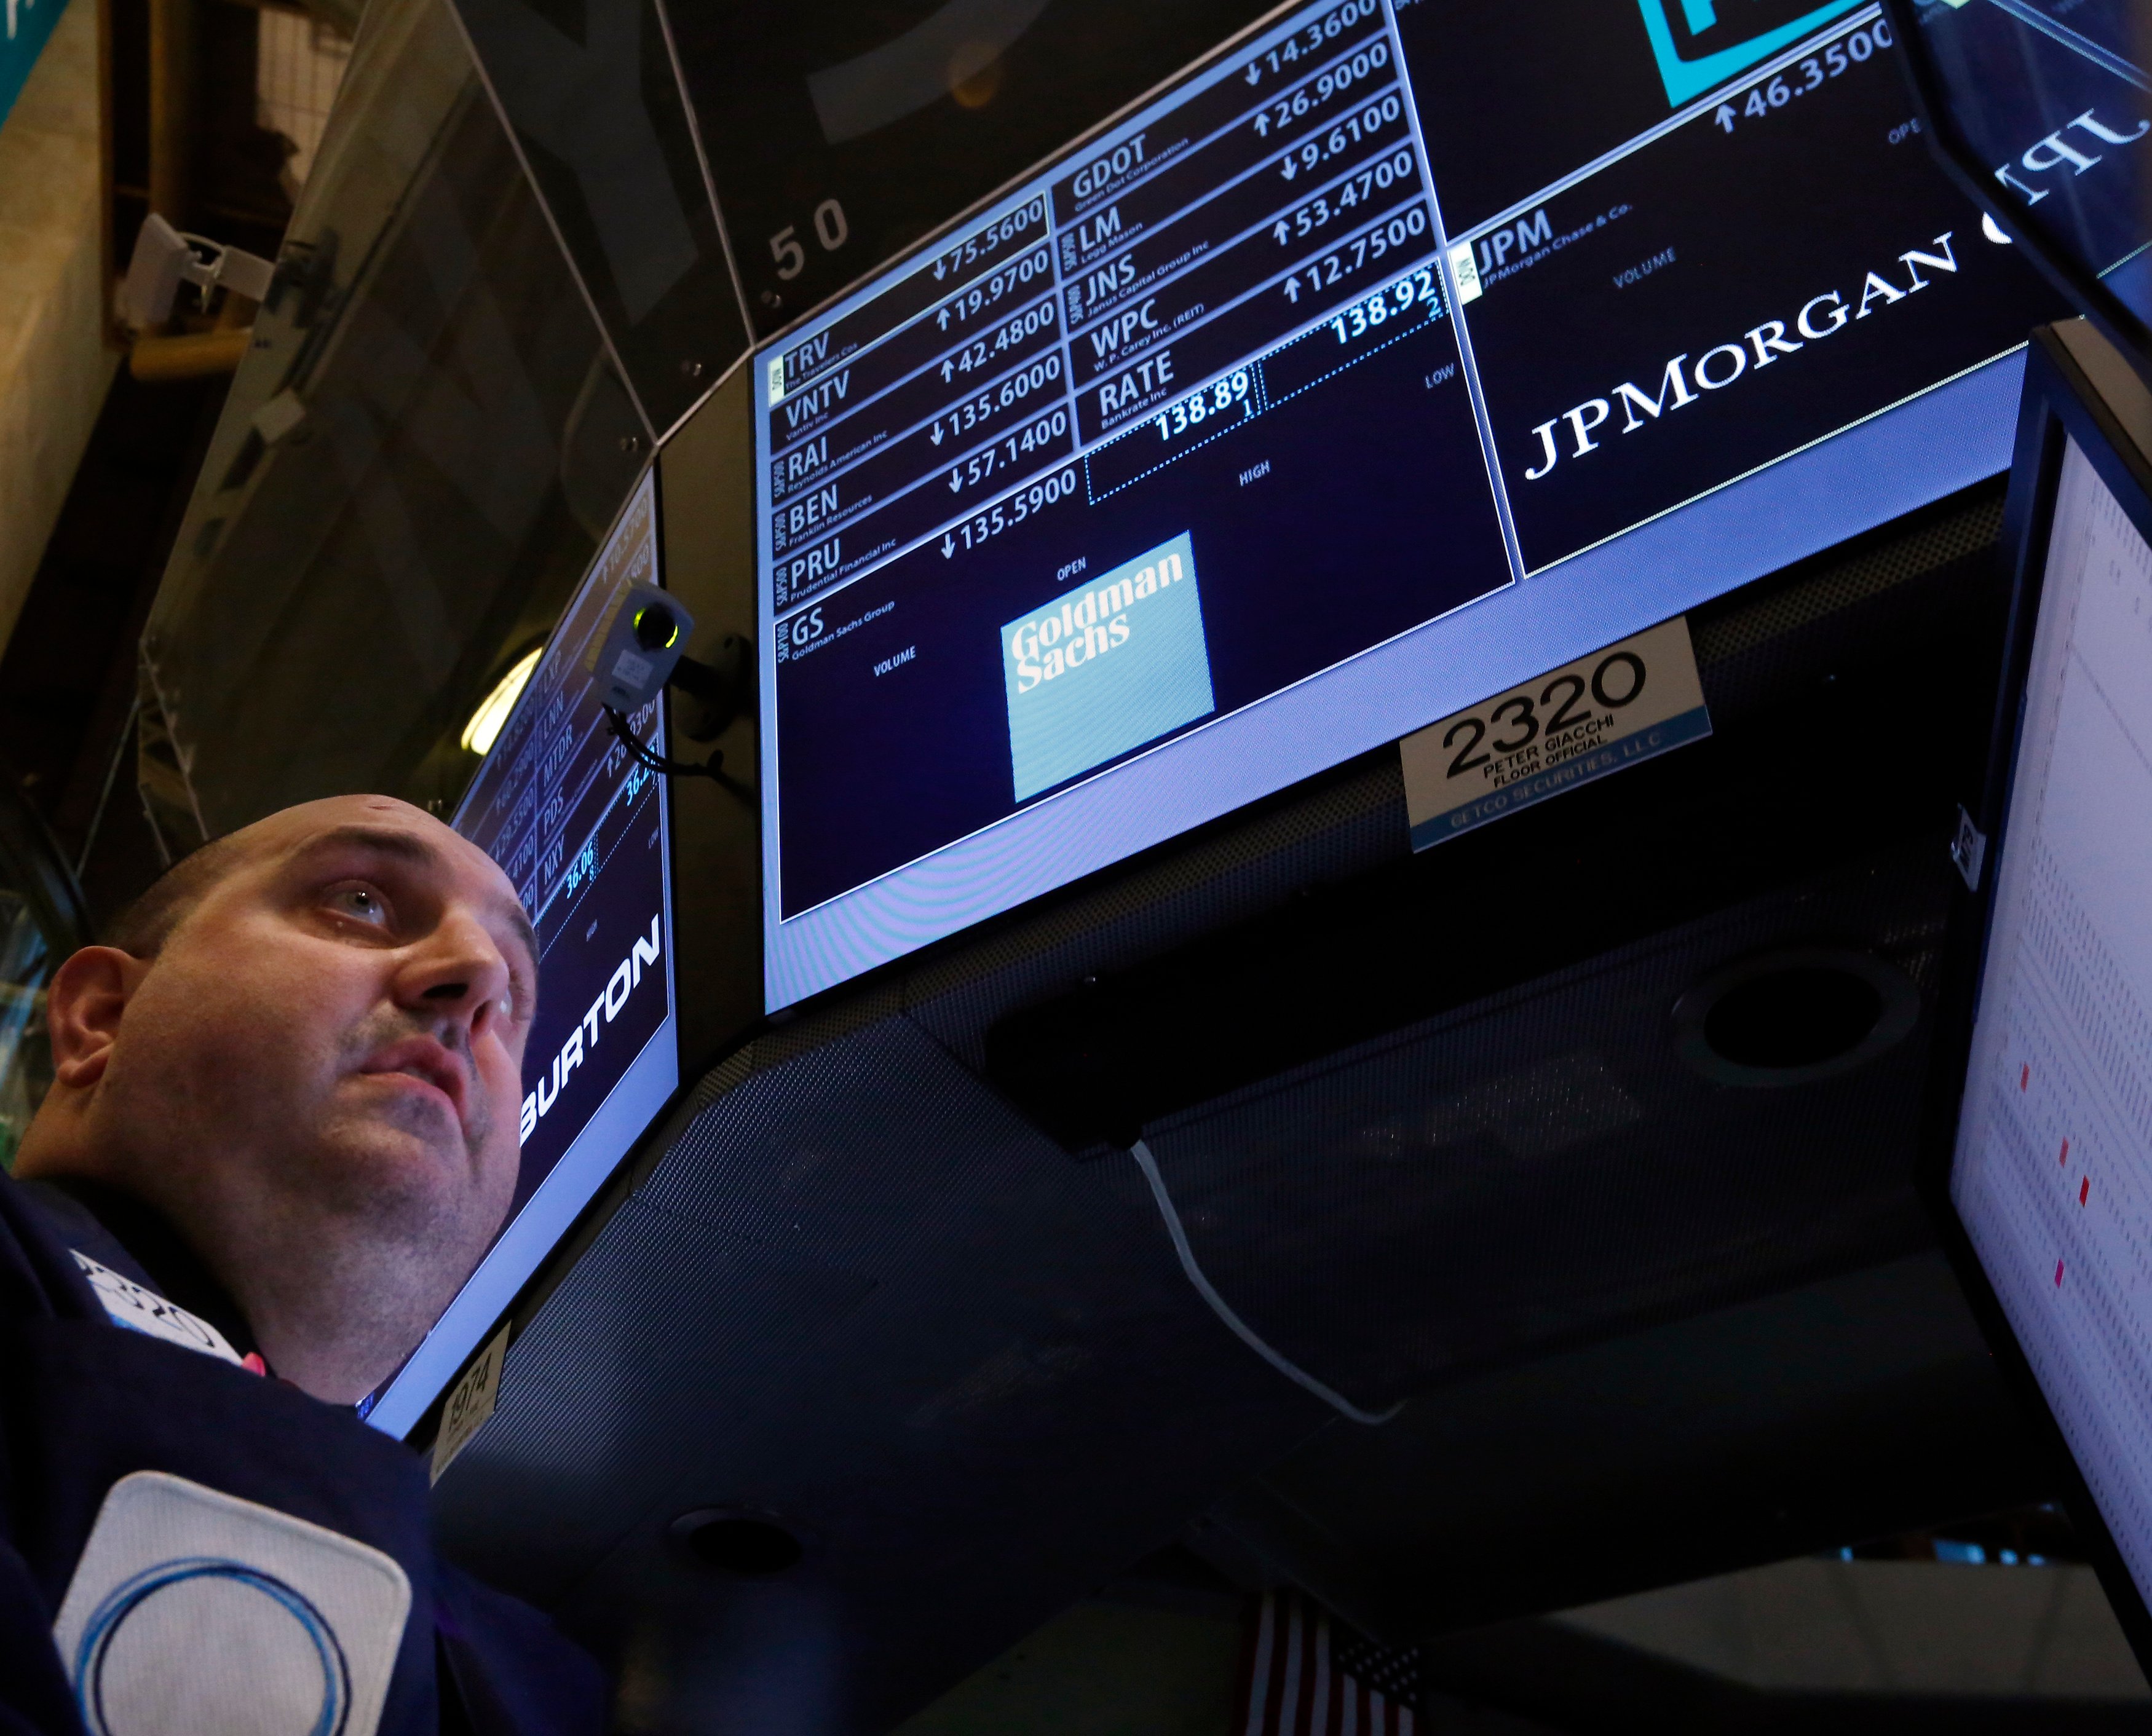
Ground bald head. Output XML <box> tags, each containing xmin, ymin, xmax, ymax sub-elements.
<box><xmin>107</xmin><ymin>799</ymin><xmax>537</xmax><ymax>967</ymax></box>
<box><xmin>16</xmin><ymin>796</ymin><xmax>537</xmax><ymax>1402</ymax></box>
<box><xmin>101</xmin><ymin>832</ymin><xmax>250</xmax><ymax>959</ymax></box>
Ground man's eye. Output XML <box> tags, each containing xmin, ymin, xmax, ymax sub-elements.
<box><xmin>327</xmin><ymin>887</ymin><xmax>389</xmax><ymax>926</ymax></box>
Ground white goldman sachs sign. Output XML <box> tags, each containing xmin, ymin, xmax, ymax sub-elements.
<box><xmin>1519</xmin><ymin>231</ymin><xmax>1968</xmax><ymax>481</ymax></box>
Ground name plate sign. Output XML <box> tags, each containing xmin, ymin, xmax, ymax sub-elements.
<box><xmin>1401</xmin><ymin>615</ymin><xmax>1711</xmax><ymax>850</ymax></box>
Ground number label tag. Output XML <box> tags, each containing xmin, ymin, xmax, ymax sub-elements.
<box><xmin>430</xmin><ymin>1324</ymin><xmax>510</xmax><ymax>1485</ymax></box>
<box><xmin>1399</xmin><ymin>616</ymin><xmax>1710</xmax><ymax>851</ymax></box>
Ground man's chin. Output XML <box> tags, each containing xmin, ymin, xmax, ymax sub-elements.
<box><xmin>316</xmin><ymin>1087</ymin><xmax>512</xmax><ymax>1235</ymax></box>
<box><xmin>312</xmin><ymin>1111</ymin><xmax>476</xmax><ymax>1215</ymax></box>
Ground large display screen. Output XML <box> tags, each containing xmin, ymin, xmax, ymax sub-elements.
<box><xmin>753</xmin><ymin>0</ymin><xmax>2062</xmax><ymax>1010</ymax></box>
<box><xmin>369</xmin><ymin>478</ymin><xmax>678</xmax><ymax>1437</ymax></box>
<box><xmin>1952</xmin><ymin>436</ymin><xmax>2152</xmax><ymax>1609</ymax></box>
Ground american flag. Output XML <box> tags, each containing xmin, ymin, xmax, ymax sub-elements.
<box><xmin>1235</xmin><ymin>1590</ymin><xmax>1419</xmax><ymax>1735</ymax></box>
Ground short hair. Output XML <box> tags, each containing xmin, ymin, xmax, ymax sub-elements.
<box><xmin>102</xmin><ymin>833</ymin><xmax>251</xmax><ymax>959</ymax></box>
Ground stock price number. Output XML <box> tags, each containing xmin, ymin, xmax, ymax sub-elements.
<box><xmin>940</xmin><ymin>302</ymin><xmax>1057</xmax><ymax>379</ymax></box>
<box><xmin>929</xmin><ymin>355</ymin><xmax>1062</xmax><ymax>446</ymax></box>
<box><xmin>1712</xmin><ymin>20</ymin><xmax>1892</xmax><ymax>132</ymax></box>
<box><xmin>1282</xmin><ymin>205</ymin><xmax>1429</xmax><ymax>304</ymax></box>
<box><xmin>938</xmin><ymin>468</ymin><xmax>1079</xmax><ymax>557</ymax></box>
<box><xmin>1152</xmin><ymin>370</ymin><xmax>1252</xmax><ymax>442</ymax></box>
<box><xmin>1274</xmin><ymin>146</ymin><xmax>1417</xmax><ymax>245</ymax></box>
<box><xmin>936</xmin><ymin>248</ymin><xmax>1053</xmax><ymax>332</ymax></box>
<box><xmin>1279</xmin><ymin>92</ymin><xmax>1404</xmax><ymax>180</ymax></box>
<box><xmin>944</xmin><ymin>408</ymin><xmax>1070</xmax><ymax>496</ymax></box>
<box><xmin>1249</xmin><ymin>39</ymin><xmax>1390</xmax><ymax>136</ymax></box>
<box><xmin>1241</xmin><ymin>0</ymin><xmax>1379</xmax><ymax>87</ymax></box>
<box><xmin>933</xmin><ymin>198</ymin><xmax>1046</xmax><ymax>282</ymax></box>
<box><xmin>1325</xmin><ymin>264</ymin><xmax>1439</xmax><ymax>342</ymax></box>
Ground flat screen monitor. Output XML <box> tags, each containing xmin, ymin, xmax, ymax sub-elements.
<box><xmin>753</xmin><ymin>0</ymin><xmax>2065</xmax><ymax>1011</ymax></box>
<box><xmin>367</xmin><ymin>476</ymin><xmax>679</xmax><ymax>1437</ymax></box>
<box><xmin>1932</xmin><ymin>318</ymin><xmax>2152</xmax><ymax>1663</ymax></box>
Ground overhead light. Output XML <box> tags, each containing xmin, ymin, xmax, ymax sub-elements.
<box><xmin>461</xmin><ymin>647</ymin><xmax>542</xmax><ymax>756</ymax></box>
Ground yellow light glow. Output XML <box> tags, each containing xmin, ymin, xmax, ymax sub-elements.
<box><xmin>461</xmin><ymin>647</ymin><xmax>543</xmax><ymax>756</ymax></box>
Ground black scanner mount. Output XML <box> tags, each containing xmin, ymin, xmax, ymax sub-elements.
<box><xmin>592</xmin><ymin>583</ymin><xmax>753</xmax><ymax>791</ymax></box>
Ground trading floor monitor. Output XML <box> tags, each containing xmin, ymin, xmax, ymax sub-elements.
<box><xmin>377</xmin><ymin>0</ymin><xmax>2078</xmax><ymax>1435</ymax></box>
<box><xmin>1931</xmin><ymin>318</ymin><xmax>2152</xmax><ymax>1668</ymax></box>
<box><xmin>367</xmin><ymin>478</ymin><xmax>679</xmax><ymax>1437</ymax></box>
<box><xmin>752</xmin><ymin>0</ymin><xmax>2063</xmax><ymax>1009</ymax></box>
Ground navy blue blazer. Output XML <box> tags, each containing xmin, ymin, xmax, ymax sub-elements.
<box><xmin>0</xmin><ymin>1169</ymin><xmax>606</xmax><ymax>1735</ymax></box>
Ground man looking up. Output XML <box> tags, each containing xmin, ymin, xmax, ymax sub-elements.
<box><xmin>0</xmin><ymin>794</ymin><xmax>603</xmax><ymax>1735</ymax></box>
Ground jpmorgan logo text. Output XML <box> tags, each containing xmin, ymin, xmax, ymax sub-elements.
<box><xmin>1993</xmin><ymin>107</ymin><xmax>2149</xmax><ymax>207</ymax></box>
<box><xmin>1520</xmin><ymin>232</ymin><xmax>1962</xmax><ymax>481</ymax></box>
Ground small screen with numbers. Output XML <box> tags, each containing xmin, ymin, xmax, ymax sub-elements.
<box><xmin>752</xmin><ymin>0</ymin><xmax>2063</xmax><ymax>1011</ymax></box>
<box><xmin>366</xmin><ymin>475</ymin><xmax>679</xmax><ymax>1438</ymax></box>
<box><xmin>1951</xmin><ymin>432</ymin><xmax>2152</xmax><ymax>1619</ymax></box>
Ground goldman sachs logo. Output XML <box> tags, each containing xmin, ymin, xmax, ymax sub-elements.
<box><xmin>1006</xmin><ymin>545</ymin><xmax>1187</xmax><ymax>691</ymax></box>
<box><xmin>1520</xmin><ymin>231</ymin><xmax>1963</xmax><ymax>481</ymax></box>
<box><xmin>519</xmin><ymin>914</ymin><xmax>662</xmax><ymax>1142</ymax></box>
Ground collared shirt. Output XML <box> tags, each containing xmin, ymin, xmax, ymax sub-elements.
<box><xmin>22</xmin><ymin>1176</ymin><xmax>263</xmax><ymax>1368</ymax></box>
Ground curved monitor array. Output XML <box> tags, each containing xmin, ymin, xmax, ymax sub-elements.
<box><xmin>750</xmin><ymin>0</ymin><xmax>2062</xmax><ymax>1008</ymax></box>
<box><xmin>379</xmin><ymin>0</ymin><xmax>2071</xmax><ymax>1433</ymax></box>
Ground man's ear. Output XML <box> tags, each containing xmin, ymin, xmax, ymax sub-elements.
<box><xmin>46</xmin><ymin>947</ymin><xmax>150</xmax><ymax>1090</ymax></box>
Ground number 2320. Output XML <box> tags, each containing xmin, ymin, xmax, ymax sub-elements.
<box><xmin>1441</xmin><ymin>650</ymin><xmax>1645</xmax><ymax>779</ymax></box>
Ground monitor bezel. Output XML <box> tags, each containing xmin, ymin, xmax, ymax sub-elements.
<box><xmin>1918</xmin><ymin>317</ymin><xmax>2152</xmax><ymax>1673</ymax></box>
<box><xmin>370</xmin><ymin>470</ymin><xmax>686</xmax><ymax>1443</ymax></box>
<box><xmin>1880</xmin><ymin>0</ymin><xmax>2152</xmax><ymax>378</ymax></box>
<box><xmin>747</xmin><ymin>0</ymin><xmax>2052</xmax><ymax>1016</ymax></box>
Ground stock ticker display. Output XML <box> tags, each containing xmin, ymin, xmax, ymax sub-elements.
<box><xmin>368</xmin><ymin>478</ymin><xmax>679</xmax><ymax>1437</ymax></box>
<box><xmin>753</xmin><ymin>0</ymin><xmax>2062</xmax><ymax>1006</ymax></box>
<box><xmin>456</xmin><ymin>476</ymin><xmax>673</xmax><ymax>1220</ymax></box>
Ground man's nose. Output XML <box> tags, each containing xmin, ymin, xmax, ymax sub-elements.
<box><xmin>396</xmin><ymin>907</ymin><xmax>513</xmax><ymax>1041</ymax></box>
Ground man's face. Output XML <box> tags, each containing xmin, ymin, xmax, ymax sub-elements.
<box><xmin>103</xmin><ymin>796</ymin><xmax>537</xmax><ymax>1298</ymax></box>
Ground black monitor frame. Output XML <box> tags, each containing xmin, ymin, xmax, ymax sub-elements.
<box><xmin>1920</xmin><ymin>317</ymin><xmax>2152</xmax><ymax>1674</ymax></box>
<box><xmin>1881</xmin><ymin>0</ymin><xmax>2152</xmax><ymax>376</ymax></box>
